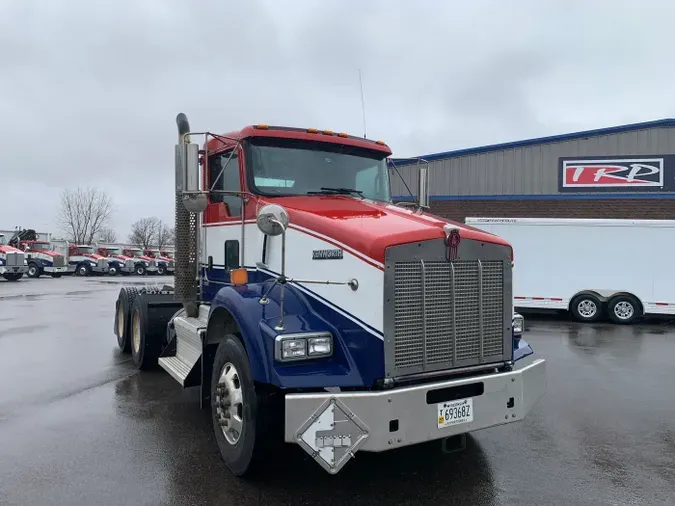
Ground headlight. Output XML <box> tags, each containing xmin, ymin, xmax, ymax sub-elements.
<box><xmin>513</xmin><ymin>315</ymin><xmax>524</xmax><ymax>335</ymax></box>
<box><xmin>274</xmin><ymin>332</ymin><xmax>333</xmax><ymax>362</ymax></box>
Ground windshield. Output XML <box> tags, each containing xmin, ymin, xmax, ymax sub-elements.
<box><xmin>246</xmin><ymin>137</ymin><xmax>391</xmax><ymax>201</ymax></box>
<box><xmin>32</xmin><ymin>243</ymin><xmax>50</xmax><ymax>250</ymax></box>
<box><xmin>130</xmin><ymin>249</ymin><xmax>143</xmax><ymax>256</ymax></box>
<box><xmin>160</xmin><ymin>251</ymin><xmax>171</xmax><ymax>257</ymax></box>
<box><xmin>78</xmin><ymin>246</ymin><xmax>95</xmax><ymax>254</ymax></box>
<box><xmin>0</xmin><ymin>235</ymin><xmax>6</xmax><ymax>246</ymax></box>
<box><xmin>108</xmin><ymin>248</ymin><xmax>121</xmax><ymax>255</ymax></box>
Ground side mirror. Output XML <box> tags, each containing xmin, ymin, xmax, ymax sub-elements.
<box><xmin>417</xmin><ymin>164</ymin><xmax>430</xmax><ymax>209</ymax></box>
<box><xmin>256</xmin><ymin>204</ymin><xmax>289</xmax><ymax>236</ymax></box>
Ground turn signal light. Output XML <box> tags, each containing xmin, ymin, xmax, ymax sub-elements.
<box><xmin>230</xmin><ymin>268</ymin><xmax>248</xmax><ymax>285</ymax></box>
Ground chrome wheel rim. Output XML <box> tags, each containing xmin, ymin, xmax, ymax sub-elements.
<box><xmin>215</xmin><ymin>362</ymin><xmax>244</xmax><ymax>445</ymax></box>
<box><xmin>614</xmin><ymin>301</ymin><xmax>634</xmax><ymax>320</ymax></box>
<box><xmin>578</xmin><ymin>299</ymin><xmax>597</xmax><ymax>318</ymax></box>
<box><xmin>29</xmin><ymin>266</ymin><xmax>36</xmax><ymax>276</ymax></box>
<box><xmin>117</xmin><ymin>303</ymin><xmax>124</xmax><ymax>338</ymax></box>
<box><xmin>131</xmin><ymin>311</ymin><xmax>141</xmax><ymax>353</ymax></box>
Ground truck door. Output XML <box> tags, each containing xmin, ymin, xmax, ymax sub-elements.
<box><xmin>203</xmin><ymin>147</ymin><xmax>245</xmax><ymax>289</ymax></box>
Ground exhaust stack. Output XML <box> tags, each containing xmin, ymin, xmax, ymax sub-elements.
<box><xmin>174</xmin><ymin>113</ymin><xmax>200</xmax><ymax>317</ymax></box>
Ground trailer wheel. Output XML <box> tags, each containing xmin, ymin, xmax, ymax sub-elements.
<box><xmin>570</xmin><ymin>293</ymin><xmax>602</xmax><ymax>322</ymax></box>
<box><xmin>211</xmin><ymin>335</ymin><xmax>276</xmax><ymax>477</ymax></box>
<box><xmin>114</xmin><ymin>287</ymin><xmax>139</xmax><ymax>353</ymax></box>
<box><xmin>607</xmin><ymin>294</ymin><xmax>641</xmax><ymax>324</ymax></box>
<box><xmin>27</xmin><ymin>263</ymin><xmax>40</xmax><ymax>278</ymax></box>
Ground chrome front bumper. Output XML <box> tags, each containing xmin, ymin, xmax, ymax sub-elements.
<box><xmin>284</xmin><ymin>357</ymin><xmax>546</xmax><ymax>474</ymax></box>
<box><xmin>0</xmin><ymin>265</ymin><xmax>28</xmax><ymax>275</ymax></box>
<box><xmin>43</xmin><ymin>266</ymin><xmax>68</xmax><ymax>274</ymax></box>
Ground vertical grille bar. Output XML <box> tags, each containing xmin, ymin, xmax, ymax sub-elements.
<box><xmin>478</xmin><ymin>259</ymin><xmax>484</xmax><ymax>363</ymax></box>
<box><xmin>420</xmin><ymin>260</ymin><xmax>427</xmax><ymax>368</ymax></box>
<box><xmin>450</xmin><ymin>262</ymin><xmax>457</xmax><ymax>366</ymax></box>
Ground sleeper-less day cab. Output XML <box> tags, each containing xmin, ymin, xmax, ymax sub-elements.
<box><xmin>113</xmin><ymin>115</ymin><xmax>546</xmax><ymax>476</ymax></box>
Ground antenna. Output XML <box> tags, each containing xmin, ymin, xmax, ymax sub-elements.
<box><xmin>358</xmin><ymin>68</ymin><xmax>367</xmax><ymax>139</ymax></box>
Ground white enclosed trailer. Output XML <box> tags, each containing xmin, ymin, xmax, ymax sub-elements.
<box><xmin>464</xmin><ymin>217</ymin><xmax>675</xmax><ymax>324</ymax></box>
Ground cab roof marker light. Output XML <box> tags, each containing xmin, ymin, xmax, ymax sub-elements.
<box><xmin>307</xmin><ymin>128</ymin><xmax>318</xmax><ymax>133</ymax></box>
<box><xmin>376</xmin><ymin>140</ymin><xmax>386</xmax><ymax>145</ymax></box>
<box><xmin>322</xmin><ymin>130</ymin><xmax>333</xmax><ymax>135</ymax></box>
<box><xmin>337</xmin><ymin>132</ymin><xmax>348</xmax><ymax>138</ymax></box>
<box><xmin>254</xmin><ymin>124</ymin><xmax>269</xmax><ymax>129</ymax></box>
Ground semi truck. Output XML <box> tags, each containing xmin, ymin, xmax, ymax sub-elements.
<box><xmin>465</xmin><ymin>217</ymin><xmax>675</xmax><ymax>324</ymax></box>
<box><xmin>95</xmin><ymin>245</ymin><xmax>136</xmax><ymax>276</ymax></box>
<box><xmin>51</xmin><ymin>240</ymin><xmax>112</xmax><ymax>276</ymax></box>
<box><xmin>8</xmin><ymin>229</ymin><xmax>68</xmax><ymax>278</ymax></box>
<box><xmin>0</xmin><ymin>233</ymin><xmax>28</xmax><ymax>281</ymax></box>
<box><xmin>143</xmin><ymin>248</ymin><xmax>175</xmax><ymax>275</ymax></box>
<box><xmin>121</xmin><ymin>247</ymin><xmax>159</xmax><ymax>276</ymax></box>
<box><xmin>113</xmin><ymin>114</ymin><xmax>546</xmax><ymax>477</ymax></box>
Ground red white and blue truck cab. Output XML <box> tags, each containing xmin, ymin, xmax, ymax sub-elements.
<box><xmin>0</xmin><ymin>233</ymin><xmax>28</xmax><ymax>281</ymax></box>
<box><xmin>113</xmin><ymin>114</ymin><xmax>546</xmax><ymax>477</ymax></box>
<box><xmin>122</xmin><ymin>248</ymin><xmax>159</xmax><ymax>276</ymax></box>
<box><xmin>52</xmin><ymin>240</ymin><xmax>109</xmax><ymax>276</ymax></box>
<box><xmin>8</xmin><ymin>229</ymin><xmax>67</xmax><ymax>278</ymax></box>
<box><xmin>143</xmin><ymin>249</ymin><xmax>175</xmax><ymax>275</ymax></box>
<box><xmin>95</xmin><ymin>246</ymin><xmax>136</xmax><ymax>275</ymax></box>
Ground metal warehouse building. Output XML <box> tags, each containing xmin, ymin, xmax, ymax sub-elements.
<box><xmin>389</xmin><ymin>119</ymin><xmax>675</xmax><ymax>222</ymax></box>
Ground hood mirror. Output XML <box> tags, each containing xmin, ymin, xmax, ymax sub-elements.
<box><xmin>256</xmin><ymin>204</ymin><xmax>289</xmax><ymax>236</ymax></box>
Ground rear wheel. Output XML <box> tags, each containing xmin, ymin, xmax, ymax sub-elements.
<box><xmin>607</xmin><ymin>294</ymin><xmax>641</xmax><ymax>324</ymax></box>
<box><xmin>570</xmin><ymin>293</ymin><xmax>603</xmax><ymax>322</ymax></box>
<box><xmin>114</xmin><ymin>287</ymin><xmax>139</xmax><ymax>353</ymax></box>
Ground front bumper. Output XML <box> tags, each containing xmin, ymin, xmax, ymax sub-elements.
<box><xmin>91</xmin><ymin>265</ymin><xmax>108</xmax><ymax>273</ymax></box>
<box><xmin>284</xmin><ymin>357</ymin><xmax>546</xmax><ymax>474</ymax></box>
<box><xmin>0</xmin><ymin>265</ymin><xmax>28</xmax><ymax>275</ymax></box>
<box><xmin>146</xmin><ymin>265</ymin><xmax>159</xmax><ymax>272</ymax></box>
<box><xmin>43</xmin><ymin>266</ymin><xmax>68</xmax><ymax>274</ymax></box>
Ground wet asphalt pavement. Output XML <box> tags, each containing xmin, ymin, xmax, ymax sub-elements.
<box><xmin>1</xmin><ymin>276</ymin><xmax>674</xmax><ymax>506</ymax></box>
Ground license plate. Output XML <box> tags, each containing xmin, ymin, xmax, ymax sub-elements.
<box><xmin>437</xmin><ymin>398</ymin><xmax>473</xmax><ymax>429</ymax></box>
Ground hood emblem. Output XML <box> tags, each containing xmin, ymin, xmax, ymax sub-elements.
<box><xmin>313</xmin><ymin>248</ymin><xmax>343</xmax><ymax>260</ymax></box>
<box><xmin>443</xmin><ymin>224</ymin><xmax>461</xmax><ymax>261</ymax></box>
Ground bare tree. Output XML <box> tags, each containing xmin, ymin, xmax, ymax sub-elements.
<box><xmin>97</xmin><ymin>227</ymin><xmax>117</xmax><ymax>243</ymax></box>
<box><xmin>129</xmin><ymin>217</ymin><xmax>159</xmax><ymax>249</ymax></box>
<box><xmin>57</xmin><ymin>187</ymin><xmax>115</xmax><ymax>244</ymax></box>
<box><xmin>155</xmin><ymin>221</ymin><xmax>173</xmax><ymax>249</ymax></box>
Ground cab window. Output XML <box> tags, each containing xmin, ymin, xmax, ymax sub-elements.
<box><xmin>208</xmin><ymin>149</ymin><xmax>242</xmax><ymax>217</ymax></box>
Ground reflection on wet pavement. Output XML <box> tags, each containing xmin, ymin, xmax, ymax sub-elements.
<box><xmin>1</xmin><ymin>278</ymin><xmax>674</xmax><ymax>505</ymax></box>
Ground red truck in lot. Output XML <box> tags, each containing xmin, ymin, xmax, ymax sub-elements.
<box><xmin>143</xmin><ymin>248</ymin><xmax>175</xmax><ymax>275</ymax></box>
<box><xmin>122</xmin><ymin>247</ymin><xmax>159</xmax><ymax>276</ymax></box>
<box><xmin>95</xmin><ymin>245</ymin><xmax>137</xmax><ymax>276</ymax></box>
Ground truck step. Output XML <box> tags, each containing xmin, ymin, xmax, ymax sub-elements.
<box><xmin>158</xmin><ymin>356</ymin><xmax>193</xmax><ymax>386</ymax></box>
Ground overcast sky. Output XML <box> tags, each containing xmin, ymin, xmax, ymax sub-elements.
<box><xmin>2</xmin><ymin>0</ymin><xmax>674</xmax><ymax>239</ymax></box>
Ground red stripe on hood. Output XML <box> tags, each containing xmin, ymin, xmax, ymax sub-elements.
<box><xmin>0</xmin><ymin>245</ymin><xmax>23</xmax><ymax>254</ymax></box>
<box><xmin>260</xmin><ymin>196</ymin><xmax>511</xmax><ymax>265</ymax></box>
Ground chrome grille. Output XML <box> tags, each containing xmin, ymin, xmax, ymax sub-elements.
<box><xmin>6</xmin><ymin>252</ymin><xmax>22</xmax><ymax>266</ymax></box>
<box><xmin>168</xmin><ymin>260</ymin><xmax>174</xmax><ymax>269</ymax></box>
<box><xmin>53</xmin><ymin>256</ymin><xmax>65</xmax><ymax>268</ymax></box>
<box><xmin>98</xmin><ymin>259</ymin><xmax>107</xmax><ymax>269</ymax></box>
<box><xmin>384</xmin><ymin>237</ymin><xmax>512</xmax><ymax>378</ymax></box>
<box><xmin>125</xmin><ymin>259</ymin><xmax>135</xmax><ymax>269</ymax></box>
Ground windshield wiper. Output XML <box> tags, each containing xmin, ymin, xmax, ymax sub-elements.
<box><xmin>307</xmin><ymin>187</ymin><xmax>364</xmax><ymax>197</ymax></box>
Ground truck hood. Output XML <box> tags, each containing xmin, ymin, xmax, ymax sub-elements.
<box><xmin>264</xmin><ymin>196</ymin><xmax>511</xmax><ymax>265</ymax></box>
<box><xmin>31</xmin><ymin>250</ymin><xmax>62</xmax><ymax>258</ymax></box>
<box><xmin>111</xmin><ymin>254</ymin><xmax>132</xmax><ymax>261</ymax></box>
<box><xmin>0</xmin><ymin>245</ymin><xmax>23</xmax><ymax>254</ymax></box>
<box><xmin>83</xmin><ymin>253</ymin><xmax>105</xmax><ymax>260</ymax></box>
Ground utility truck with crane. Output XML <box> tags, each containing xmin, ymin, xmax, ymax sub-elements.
<box><xmin>113</xmin><ymin>114</ymin><xmax>546</xmax><ymax>477</ymax></box>
<box><xmin>0</xmin><ymin>233</ymin><xmax>28</xmax><ymax>281</ymax></box>
<box><xmin>8</xmin><ymin>229</ymin><xmax>68</xmax><ymax>278</ymax></box>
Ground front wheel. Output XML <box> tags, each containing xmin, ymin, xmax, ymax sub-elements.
<box><xmin>50</xmin><ymin>273</ymin><xmax>62</xmax><ymax>278</ymax></box>
<box><xmin>108</xmin><ymin>265</ymin><xmax>119</xmax><ymax>276</ymax></box>
<box><xmin>2</xmin><ymin>273</ymin><xmax>23</xmax><ymax>281</ymax></box>
<box><xmin>77</xmin><ymin>263</ymin><xmax>91</xmax><ymax>276</ymax></box>
<box><xmin>211</xmin><ymin>335</ymin><xmax>277</xmax><ymax>477</ymax></box>
<box><xmin>570</xmin><ymin>293</ymin><xmax>603</xmax><ymax>322</ymax></box>
<box><xmin>135</xmin><ymin>264</ymin><xmax>146</xmax><ymax>276</ymax></box>
<box><xmin>157</xmin><ymin>264</ymin><xmax>167</xmax><ymax>276</ymax></box>
<box><xmin>27</xmin><ymin>263</ymin><xmax>41</xmax><ymax>278</ymax></box>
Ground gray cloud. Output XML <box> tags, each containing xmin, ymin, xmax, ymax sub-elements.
<box><xmin>1</xmin><ymin>0</ymin><xmax>674</xmax><ymax>237</ymax></box>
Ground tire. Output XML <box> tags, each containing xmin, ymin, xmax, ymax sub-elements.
<box><xmin>50</xmin><ymin>273</ymin><xmax>62</xmax><ymax>278</ymax></box>
<box><xmin>135</xmin><ymin>263</ymin><xmax>146</xmax><ymax>276</ymax></box>
<box><xmin>114</xmin><ymin>287</ymin><xmax>139</xmax><ymax>353</ymax></box>
<box><xmin>108</xmin><ymin>265</ymin><xmax>119</xmax><ymax>276</ymax></box>
<box><xmin>129</xmin><ymin>294</ymin><xmax>179</xmax><ymax>369</ymax></box>
<box><xmin>157</xmin><ymin>264</ymin><xmax>167</xmax><ymax>276</ymax></box>
<box><xmin>2</xmin><ymin>273</ymin><xmax>23</xmax><ymax>281</ymax></box>
<box><xmin>210</xmin><ymin>335</ymin><xmax>278</xmax><ymax>477</ymax></box>
<box><xmin>607</xmin><ymin>294</ymin><xmax>641</xmax><ymax>324</ymax></box>
<box><xmin>27</xmin><ymin>263</ymin><xmax>40</xmax><ymax>278</ymax></box>
<box><xmin>570</xmin><ymin>293</ymin><xmax>603</xmax><ymax>322</ymax></box>
<box><xmin>77</xmin><ymin>263</ymin><xmax>91</xmax><ymax>276</ymax></box>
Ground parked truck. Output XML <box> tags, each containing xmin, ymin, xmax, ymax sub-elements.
<box><xmin>465</xmin><ymin>217</ymin><xmax>675</xmax><ymax>324</ymax></box>
<box><xmin>113</xmin><ymin>115</ymin><xmax>546</xmax><ymax>477</ymax></box>
<box><xmin>0</xmin><ymin>233</ymin><xmax>28</xmax><ymax>281</ymax></box>
<box><xmin>120</xmin><ymin>247</ymin><xmax>159</xmax><ymax>276</ymax></box>
<box><xmin>51</xmin><ymin>240</ymin><xmax>111</xmax><ymax>276</ymax></box>
<box><xmin>8</xmin><ymin>229</ymin><xmax>68</xmax><ymax>278</ymax></box>
<box><xmin>143</xmin><ymin>248</ymin><xmax>175</xmax><ymax>275</ymax></box>
<box><xmin>95</xmin><ymin>245</ymin><xmax>137</xmax><ymax>276</ymax></box>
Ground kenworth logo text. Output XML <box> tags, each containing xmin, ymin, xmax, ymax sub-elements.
<box><xmin>560</xmin><ymin>157</ymin><xmax>664</xmax><ymax>190</ymax></box>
